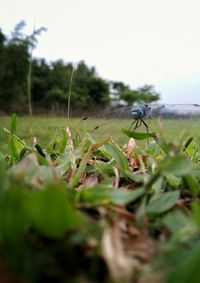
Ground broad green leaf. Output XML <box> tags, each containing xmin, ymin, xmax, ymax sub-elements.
<box><xmin>151</xmin><ymin>176</ymin><xmax>163</xmax><ymax>197</ymax></box>
<box><xmin>123</xmin><ymin>169</ymin><xmax>145</xmax><ymax>183</ymax></box>
<box><xmin>8</xmin><ymin>136</ymin><xmax>22</xmax><ymax>162</ymax></box>
<box><xmin>0</xmin><ymin>185</ymin><xmax>30</xmax><ymax>271</ymax></box>
<box><xmin>146</xmin><ymin>140</ymin><xmax>160</xmax><ymax>156</ymax></box>
<box><xmin>191</xmin><ymin>201</ymin><xmax>200</xmax><ymax>228</ymax></box>
<box><xmin>184</xmin><ymin>175</ymin><xmax>200</xmax><ymax>195</ymax></box>
<box><xmin>162</xmin><ymin>209</ymin><xmax>193</xmax><ymax>234</ymax></box>
<box><xmin>166</xmin><ymin>244</ymin><xmax>200</xmax><ymax>283</ymax></box>
<box><xmin>159</xmin><ymin>155</ymin><xmax>193</xmax><ymax>176</ymax></box>
<box><xmin>78</xmin><ymin>186</ymin><xmax>145</xmax><ymax>205</ymax></box>
<box><xmin>94</xmin><ymin>160</ymin><xmax>114</xmax><ymax>175</ymax></box>
<box><xmin>146</xmin><ymin>191</ymin><xmax>180</xmax><ymax>216</ymax></box>
<box><xmin>0</xmin><ymin>154</ymin><xmax>6</xmax><ymax>199</ymax></box>
<box><xmin>70</xmin><ymin>147</ymin><xmax>92</xmax><ymax>188</ymax></box>
<box><xmin>122</xmin><ymin>128</ymin><xmax>157</xmax><ymax>140</ymax></box>
<box><xmin>104</xmin><ymin>141</ymin><xmax>129</xmax><ymax>172</ymax></box>
<box><xmin>56</xmin><ymin>157</ymin><xmax>71</xmax><ymax>176</ymax></box>
<box><xmin>165</xmin><ymin>173</ymin><xmax>181</xmax><ymax>189</ymax></box>
<box><xmin>26</xmin><ymin>184</ymin><xmax>84</xmax><ymax>238</ymax></box>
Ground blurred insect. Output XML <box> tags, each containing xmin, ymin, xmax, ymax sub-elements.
<box><xmin>114</xmin><ymin>103</ymin><xmax>200</xmax><ymax>131</ymax></box>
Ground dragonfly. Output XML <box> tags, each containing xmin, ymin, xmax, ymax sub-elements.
<box><xmin>100</xmin><ymin>103</ymin><xmax>200</xmax><ymax>132</ymax></box>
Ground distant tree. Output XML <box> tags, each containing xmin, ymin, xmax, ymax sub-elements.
<box><xmin>120</xmin><ymin>89</ymin><xmax>140</xmax><ymax>104</ymax></box>
<box><xmin>120</xmin><ymin>84</ymin><xmax>160</xmax><ymax>104</ymax></box>
<box><xmin>0</xmin><ymin>21</ymin><xmax>46</xmax><ymax>112</ymax></box>
<box><xmin>71</xmin><ymin>61</ymin><xmax>109</xmax><ymax>110</ymax></box>
<box><xmin>87</xmin><ymin>77</ymin><xmax>110</xmax><ymax>106</ymax></box>
<box><xmin>31</xmin><ymin>59</ymin><xmax>52</xmax><ymax>103</ymax></box>
<box><xmin>136</xmin><ymin>85</ymin><xmax>160</xmax><ymax>103</ymax></box>
<box><xmin>44</xmin><ymin>88</ymin><xmax>66</xmax><ymax>104</ymax></box>
<box><xmin>0</xmin><ymin>21</ymin><xmax>160</xmax><ymax>114</ymax></box>
<box><xmin>111</xmin><ymin>81</ymin><xmax>129</xmax><ymax>94</ymax></box>
<box><xmin>0</xmin><ymin>29</ymin><xmax>5</xmax><ymax>48</ymax></box>
<box><xmin>0</xmin><ymin>33</ymin><xmax>29</xmax><ymax>109</ymax></box>
<box><xmin>0</xmin><ymin>29</ymin><xmax>6</xmax><ymax>103</ymax></box>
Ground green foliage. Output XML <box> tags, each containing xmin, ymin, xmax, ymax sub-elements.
<box><xmin>110</xmin><ymin>81</ymin><xmax>160</xmax><ymax>105</ymax></box>
<box><xmin>146</xmin><ymin>191</ymin><xmax>180</xmax><ymax>216</ymax></box>
<box><xmin>26</xmin><ymin>184</ymin><xmax>85</xmax><ymax>238</ymax></box>
<box><xmin>0</xmin><ymin>22</ymin><xmax>160</xmax><ymax>114</ymax></box>
<box><xmin>1</xmin><ymin>113</ymin><xmax>200</xmax><ymax>282</ymax></box>
<box><xmin>78</xmin><ymin>186</ymin><xmax>145</xmax><ymax>205</ymax></box>
<box><xmin>122</xmin><ymin>128</ymin><xmax>157</xmax><ymax>140</ymax></box>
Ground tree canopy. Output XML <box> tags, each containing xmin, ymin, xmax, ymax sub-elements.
<box><xmin>0</xmin><ymin>21</ymin><xmax>160</xmax><ymax>114</ymax></box>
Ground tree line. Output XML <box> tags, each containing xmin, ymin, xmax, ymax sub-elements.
<box><xmin>0</xmin><ymin>21</ymin><xmax>160</xmax><ymax>115</ymax></box>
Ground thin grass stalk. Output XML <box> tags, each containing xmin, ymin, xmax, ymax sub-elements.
<box><xmin>27</xmin><ymin>31</ymin><xmax>34</xmax><ymax>118</ymax></box>
<box><xmin>67</xmin><ymin>67</ymin><xmax>75</xmax><ymax>119</ymax></box>
<box><xmin>27</xmin><ymin>58</ymin><xmax>33</xmax><ymax>118</ymax></box>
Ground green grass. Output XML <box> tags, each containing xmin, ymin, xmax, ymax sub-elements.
<box><xmin>1</xmin><ymin>115</ymin><xmax>200</xmax><ymax>153</ymax></box>
<box><xmin>1</xmin><ymin>114</ymin><xmax>200</xmax><ymax>282</ymax></box>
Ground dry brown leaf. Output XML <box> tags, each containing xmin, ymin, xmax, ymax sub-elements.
<box><xmin>79</xmin><ymin>171</ymin><xmax>87</xmax><ymax>184</ymax></box>
<box><xmin>64</xmin><ymin>168</ymin><xmax>73</xmax><ymax>181</ymax></box>
<box><xmin>112</xmin><ymin>166</ymin><xmax>120</xmax><ymax>188</ymax></box>
<box><xmin>66</xmin><ymin>127</ymin><xmax>76</xmax><ymax>171</ymax></box>
<box><xmin>111</xmin><ymin>206</ymin><xmax>136</xmax><ymax>223</ymax></box>
<box><xmin>82</xmin><ymin>173</ymin><xmax>98</xmax><ymax>187</ymax></box>
<box><xmin>121</xmin><ymin>224</ymin><xmax>155</xmax><ymax>264</ymax></box>
<box><xmin>102</xmin><ymin>223</ymin><xmax>139</xmax><ymax>280</ymax></box>
<box><xmin>128</xmin><ymin>156</ymin><xmax>136</xmax><ymax>167</ymax></box>
<box><xmin>127</xmin><ymin>138</ymin><xmax>136</xmax><ymax>157</ymax></box>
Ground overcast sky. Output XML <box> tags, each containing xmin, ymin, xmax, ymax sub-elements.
<box><xmin>1</xmin><ymin>0</ymin><xmax>200</xmax><ymax>103</ymax></box>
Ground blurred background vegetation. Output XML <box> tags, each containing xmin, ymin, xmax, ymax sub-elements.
<box><xmin>0</xmin><ymin>21</ymin><xmax>160</xmax><ymax>115</ymax></box>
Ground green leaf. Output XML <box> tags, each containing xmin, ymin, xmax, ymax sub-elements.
<box><xmin>162</xmin><ymin>209</ymin><xmax>192</xmax><ymax>234</ymax></box>
<box><xmin>165</xmin><ymin>173</ymin><xmax>181</xmax><ymax>189</ymax></box>
<box><xmin>0</xmin><ymin>184</ymin><xmax>30</xmax><ymax>270</ymax></box>
<box><xmin>146</xmin><ymin>191</ymin><xmax>180</xmax><ymax>216</ymax></box>
<box><xmin>70</xmin><ymin>147</ymin><xmax>91</xmax><ymax>188</ymax></box>
<box><xmin>159</xmin><ymin>155</ymin><xmax>193</xmax><ymax>176</ymax></box>
<box><xmin>0</xmin><ymin>153</ymin><xmax>6</xmax><ymax>195</ymax></box>
<box><xmin>8</xmin><ymin>136</ymin><xmax>22</xmax><ymax>162</ymax></box>
<box><xmin>94</xmin><ymin>160</ymin><xmax>114</xmax><ymax>175</ymax></box>
<box><xmin>184</xmin><ymin>175</ymin><xmax>200</xmax><ymax>195</ymax></box>
<box><xmin>123</xmin><ymin>169</ymin><xmax>145</xmax><ymax>183</ymax></box>
<box><xmin>166</xmin><ymin>244</ymin><xmax>200</xmax><ymax>283</ymax></box>
<box><xmin>78</xmin><ymin>186</ymin><xmax>145</xmax><ymax>205</ymax></box>
<box><xmin>56</xmin><ymin>157</ymin><xmax>71</xmax><ymax>176</ymax></box>
<box><xmin>104</xmin><ymin>141</ymin><xmax>129</xmax><ymax>172</ymax></box>
<box><xmin>191</xmin><ymin>201</ymin><xmax>200</xmax><ymax>228</ymax></box>
<box><xmin>122</xmin><ymin>128</ymin><xmax>156</xmax><ymax>140</ymax></box>
<box><xmin>26</xmin><ymin>184</ymin><xmax>84</xmax><ymax>238</ymax></box>
<box><xmin>146</xmin><ymin>140</ymin><xmax>160</xmax><ymax>156</ymax></box>
<box><xmin>10</xmin><ymin>113</ymin><xmax>17</xmax><ymax>134</ymax></box>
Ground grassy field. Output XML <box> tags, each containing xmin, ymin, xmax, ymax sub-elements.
<box><xmin>1</xmin><ymin>114</ymin><xmax>200</xmax><ymax>283</ymax></box>
<box><xmin>1</xmin><ymin>115</ymin><xmax>200</xmax><ymax>153</ymax></box>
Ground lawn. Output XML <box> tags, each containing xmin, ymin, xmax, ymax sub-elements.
<box><xmin>1</xmin><ymin>115</ymin><xmax>200</xmax><ymax>153</ymax></box>
<box><xmin>1</xmin><ymin>114</ymin><xmax>200</xmax><ymax>283</ymax></box>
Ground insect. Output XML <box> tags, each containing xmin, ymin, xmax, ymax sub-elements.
<box><xmin>112</xmin><ymin>103</ymin><xmax>200</xmax><ymax>131</ymax></box>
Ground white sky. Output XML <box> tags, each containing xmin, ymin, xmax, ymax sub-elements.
<box><xmin>1</xmin><ymin>0</ymin><xmax>200</xmax><ymax>103</ymax></box>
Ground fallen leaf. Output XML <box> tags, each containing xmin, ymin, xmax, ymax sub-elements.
<box><xmin>127</xmin><ymin>138</ymin><xmax>136</xmax><ymax>157</ymax></box>
<box><xmin>102</xmin><ymin>224</ymin><xmax>139</xmax><ymax>279</ymax></box>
